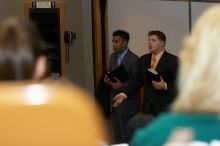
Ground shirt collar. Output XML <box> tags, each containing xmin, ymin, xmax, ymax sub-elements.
<box><xmin>152</xmin><ymin>50</ymin><xmax>164</xmax><ymax>61</ymax></box>
<box><xmin>118</xmin><ymin>48</ymin><xmax>128</xmax><ymax>59</ymax></box>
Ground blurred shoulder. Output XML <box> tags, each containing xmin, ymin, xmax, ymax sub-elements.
<box><xmin>165</xmin><ymin>51</ymin><xmax>178</xmax><ymax>60</ymax></box>
<box><xmin>127</xmin><ymin>49</ymin><xmax>139</xmax><ymax>59</ymax></box>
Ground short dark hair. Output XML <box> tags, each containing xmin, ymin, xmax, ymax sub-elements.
<box><xmin>112</xmin><ymin>30</ymin><xmax>130</xmax><ymax>42</ymax></box>
<box><xmin>148</xmin><ymin>30</ymin><xmax>166</xmax><ymax>44</ymax></box>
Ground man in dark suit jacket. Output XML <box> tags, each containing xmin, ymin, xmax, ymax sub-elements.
<box><xmin>113</xmin><ymin>30</ymin><xmax>178</xmax><ymax>116</ymax></box>
<box><xmin>104</xmin><ymin>30</ymin><xmax>140</xmax><ymax>143</ymax></box>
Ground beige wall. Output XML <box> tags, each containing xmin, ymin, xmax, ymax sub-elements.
<box><xmin>0</xmin><ymin>0</ymin><xmax>95</xmax><ymax>95</ymax></box>
<box><xmin>65</xmin><ymin>0</ymin><xmax>94</xmax><ymax>94</ymax></box>
<box><xmin>0</xmin><ymin>0</ymin><xmax>215</xmax><ymax>96</ymax></box>
<box><xmin>108</xmin><ymin>0</ymin><xmax>216</xmax><ymax>57</ymax></box>
<box><xmin>108</xmin><ymin>0</ymin><xmax>188</xmax><ymax>57</ymax></box>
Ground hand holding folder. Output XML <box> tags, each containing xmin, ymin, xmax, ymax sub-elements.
<box><xmin>107</xmin><ymin>65</ymin><xmax>129</xmax><ymax>83</ymax></box>
<box><xmin>145</xmin><ymin>68</ymin><xmax>161</xmax><ymax>82</ymax></box>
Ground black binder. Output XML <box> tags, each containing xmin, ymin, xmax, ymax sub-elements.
<box><xmin>145</xmin><ymin>68</ymin><xmax>161</xmax><ymax>82</ymax></box>
<box><xmin>107</xmin><ymin>65</ymin><xmax>129</xmax><ymax>83</ymax></box>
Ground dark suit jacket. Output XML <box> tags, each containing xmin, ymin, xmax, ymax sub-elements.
<box><xmin>110</xmin><ymin>49</ymin><xmax>140</xmax><ymax>115</ymax></box>
<box><xmin>123</xmin><ymin>51</ymin><xmax>178</xmax><ymax>115</ymax></box>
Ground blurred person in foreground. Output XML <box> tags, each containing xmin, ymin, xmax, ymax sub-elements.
<box><xmin>131</xmin><ymin>5</ymin><xmax>220</xmax><ymax>146</ymax></box>
<box><xmin>123</xmin><ymin>114</ymin><xmax>154</xmax><ymax>143</ymax></box>
<box><xmin>0</xmin><ymin>18</ymin><xmax>109</xmax><ymax>146</ymax></box>
<box><xmin>0</xmin><ymin>17</ymin><xmax>47</xmax><ymax>80</ymax></box>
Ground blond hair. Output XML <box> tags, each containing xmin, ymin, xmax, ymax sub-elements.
<box><xmin>172</xmin><ymin>5</ymin><xmax>220</xmax><ymax>114</ymax></box>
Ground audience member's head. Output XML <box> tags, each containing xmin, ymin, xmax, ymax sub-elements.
<box><xmin>124</xmin><ymin>114</ymin><xmax>154</xmax><ymax>143</ymax></box>
<box><xmin>0</xmin><ymin>18</ymin><xmax>47</xmax><ymax>80</ymax></box>
<box><xmin>172</xmin><ymin>5</ymin><xmax>220</xmax><ymax>114</ymax></box>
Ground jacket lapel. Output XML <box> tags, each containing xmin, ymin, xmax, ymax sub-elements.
<box><xmin>120</xmin><ymin>49</ymin><xmax>130</xmax><ymax>65</ymax></box>
<box><xmin>147</xmin><ymin>53</ymin><xmax>152</xmax><ymax>69</ymax></box>
<box><xmin>156</xmin><ymin>51</ymin><xmax>167</xmax><ymax>73</ymax></box>
<box><xmin>112</xmin><ymin>53</ymin><xmax>118</xmax><ymax>70</ymax></box>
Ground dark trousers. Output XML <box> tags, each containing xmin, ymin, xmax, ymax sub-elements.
<box><xmin>142</xmin><ymin>100</ymin><xmax>169</xmax><ymax>116</ymax></box>
<box><xmin>111</xmin><ymin>108</ymin><xmax>135</xmax><ymax>144</ymax></box>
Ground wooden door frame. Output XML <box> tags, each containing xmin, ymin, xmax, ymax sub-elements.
<box><xmin>24</xmin><ymin>2</ymin><xmax>66</xmax><ymax>77</ymax></box>
<box><xmin>91</xmin><ymin>0</ymin><xmax>109</xmax><ymax>96</ymax></box>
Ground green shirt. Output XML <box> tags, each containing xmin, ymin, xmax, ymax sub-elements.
<box><xmin>131</xmin><ymin>112</ymin><xmax>220</xmax><ymax>146</ymax></box>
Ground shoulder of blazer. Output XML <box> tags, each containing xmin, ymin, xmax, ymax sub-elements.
<box><xmin>110</xmin><ymin>52</ymin><xmax>117</xmax><ymax>58</ymax></box>
<box><xmin>164</xmin><ymin>51</ymin><xmax>178</xmax><ymax>63</ymax></box>
<box><xmin>137</xmin><ymin>53</ymin><xmax>152</xmax><ymax>69</ymax></box>
<box><xmin>164</xmin><ymin>51</ymin><xmax>177</xmax><ymax>58</ymax></box>
<box><xmin>126</xmin><ymin>49</ymin><xmax>139</xmax><ymax>59</ymax></box>
<box><xmin>140</xmin><ymin>53</ymin><xmax>151</xmax><ymax>61</ymax></box>
<box><xmin>110</xmin><ymin>52</ymin><xmax>118</xmax><ymax>62</ymax></box>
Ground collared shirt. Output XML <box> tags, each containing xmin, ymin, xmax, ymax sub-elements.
<box><xmin>117</xmin><ymin>48</ymin><xmax>128</xmax><ymax>65</ymax></box>
<box><xmin>151</xmin><ymin>50</ymin><xmax>165</xmax><ymax>68</ymax></box>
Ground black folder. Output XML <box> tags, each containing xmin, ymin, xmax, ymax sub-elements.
<box><xmin>107</xmin><ymin>65</ymin><xmax>129</xmax><ymax>83</ymax></box>
<box><xmin>145</xmin><ymin>68</ymin><xmax>161</xmax><ymax>82</ymax></box>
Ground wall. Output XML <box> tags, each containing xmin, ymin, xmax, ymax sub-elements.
<box><xmin>65</xmin><ymin>0</ymin><xmax>94</xmax><ymax>94</ymax></box>
<box><xmin>0</xmin><ymin>0</ymin><xmax>95</xmax><ymax>95</ymax></box>
<box><xmin>191</xmin><ymin>2</ymin><xmax>215</xmax><ymax>26</ymax></box>
<box><xmin>108</xmin><ymin>0</ymin><xmax>216</xmax><ymax>57</ymax></box>
<box><xmin>0</xmin><ymin>0</ymin><xmax>215</xmax><ymax>96</ymax></box>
